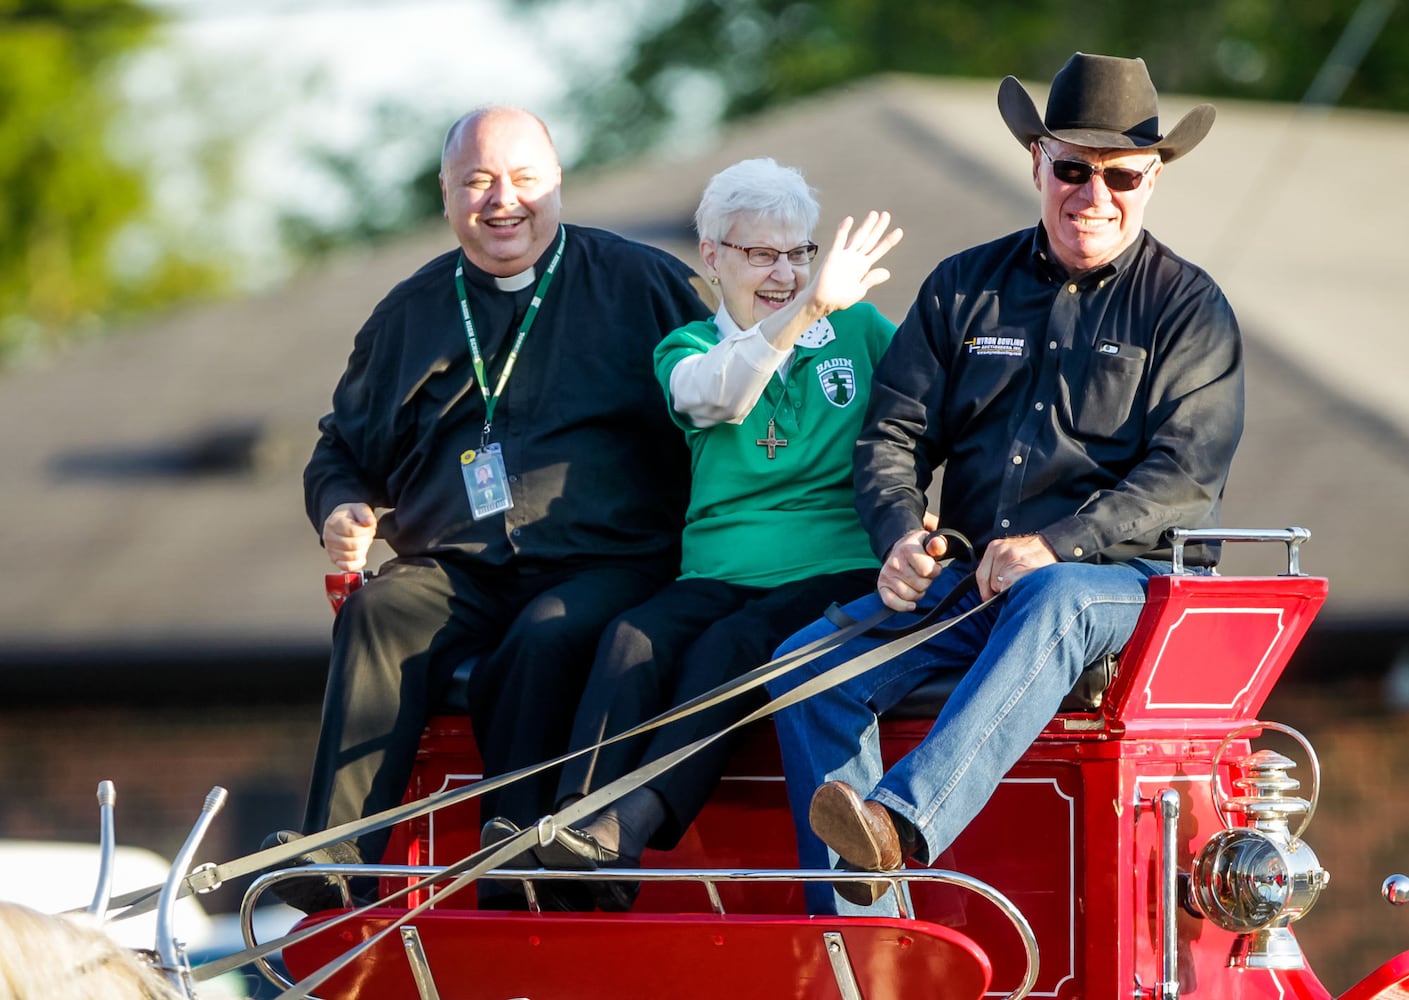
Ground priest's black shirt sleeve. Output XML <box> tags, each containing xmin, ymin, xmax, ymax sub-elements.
<box><xmin>855</xmin><ymin>226</ymin><xmax>1244</xmax><ymax>568</ymax></box>
<box><xmin>304</xmin><ymin>224</ymin><xmax>711</xmax><ymax>569</ymax></box>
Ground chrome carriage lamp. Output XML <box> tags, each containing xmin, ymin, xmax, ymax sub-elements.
<box><xmin>1187</xmin><ymin>725</ymin><xmax>1330</xmax><ymax>970</ymax></box>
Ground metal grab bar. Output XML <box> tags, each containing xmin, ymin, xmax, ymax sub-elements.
<box><xmin>158</xmin><ymin>786</ymin><xmax>227</xmax><ymax>997</ymax></box>
<box><xmin>1167</xmin><ymin>526</ymin><xmax>1311</xmax><ymax>575</ymax></box>
<box><xmin>1157</xmin><ymin>789</ymin><xmax>1181</xmax><ymax>1000</ymax></box>
<box><xmin>87</xmin><ymin>780</ymin><xmax>118</xmax><ymax>921</ymax></box>
<box><xmin>240</xmin><ymin>863</ymin><xmax>1040</xmax><ymax>1000</ymax></box>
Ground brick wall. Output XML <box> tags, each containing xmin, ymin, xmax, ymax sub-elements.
<box><xmin>0</xmin><ymin>703</ymin><xmax>318</xmax><ymax>916</ymax></box>
<box><xmin>1262</xmin><ymin>679</ymin><xmax>1409</xmax><ymax>993</ymax></box>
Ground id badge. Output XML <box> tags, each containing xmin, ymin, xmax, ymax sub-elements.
<box><xmin>461</xmin><ymin>444</ymin><xmax>514</xmax><ymax>520</ymax></box>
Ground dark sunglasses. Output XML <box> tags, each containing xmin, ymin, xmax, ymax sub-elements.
<box><xmin>719</xmin><ymin>240</ymin><xmax>819</xmax><ymax>267</ymax></box>
<box><xmin>1040</xmin><ymin>144</ymin><xmax>1158</xmax><ymax>192</ymax></box>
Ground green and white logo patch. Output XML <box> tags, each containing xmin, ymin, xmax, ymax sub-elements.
<box><xmin>816</xmin><ymin>358</ymin><xmax>857</xmax><ymax>408</ymax></box>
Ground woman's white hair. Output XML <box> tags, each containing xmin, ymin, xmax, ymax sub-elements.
<box><xmin>694</xmin><ymin>158</ymin><xmax>819</xmax><ymax>245</ymax></box>
<box><xmin>0</xmin><ymin>902</ymin><xmax>186</xmax><ymax>1000</ymax></box>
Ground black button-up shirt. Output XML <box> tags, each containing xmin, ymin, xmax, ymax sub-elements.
<box><xmin>305</xmin><ymin>225</ymin><xmax>711</xmax><ymax>569</ymax></box>
<box><xmin>856</xmin><ymin>225</ymin><xmax>1244</xmax><ymax>566</ymax></box>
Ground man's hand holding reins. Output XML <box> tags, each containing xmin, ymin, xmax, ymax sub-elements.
<box><xmin>877</xmin><ymin>514</ymin><xmax>946</xmax><ymax>612</ymax></box>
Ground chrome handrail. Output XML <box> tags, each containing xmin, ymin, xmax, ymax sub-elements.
<box><xmin>1166</xmin><ymin>526</ymin><xmax>1311</xmax><ymax>575</ymax></box>
<box><xmin>240</xmin><ymin>863</ymin><xmax>1039</xmax><ymax>1000</ymax></box>
<box><xmin>1157</xmin><ymin>789</ymin><xmax>1181</xmax><ymax>1000</ymax></box>
<box><xmin>157</xmin><ymin>787</ymin><xmax>227</xmax><ymax>997</ymax></box>
<box><xmin>87</xmin><ymin>780</ymin><xmax>118</xmax><ymax>921</ymax></box>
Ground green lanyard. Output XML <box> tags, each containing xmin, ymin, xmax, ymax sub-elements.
<box><xmin>454</xmin><ymin>225</ymin><xmax>567</xmax><ymax>448</ymax></box>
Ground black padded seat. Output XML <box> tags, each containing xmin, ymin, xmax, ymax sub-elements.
<box><xmin>883</xmin><ymin>653</ymin><xmax>1117</xmax><ymax>719</ymax></box>
<box><xmin>431</xmin><ymin>651</ymin><xmax>1115</xmax><ymax>720</ymax></box>
<box><xmin>437</xmin><ymin>657</ymin><xmax>482</xmax><ymax>714</ymax></box>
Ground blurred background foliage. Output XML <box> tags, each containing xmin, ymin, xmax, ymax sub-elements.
<box><xmin>0</xmin><ymin>0</ymin><xmax>226</xmax><ymax>361</ymax></box>
<box><xmin>1</xmin><ymin>0</ymin><xmax>1403</xmax><ymax>365</ymax></box>
<box><xmin>555</xmin><ymin>0</ymin><xmax>1406</xmax><ymax>163</ymax></box>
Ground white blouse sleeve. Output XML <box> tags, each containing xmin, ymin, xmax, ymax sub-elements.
<box><xmin>668</xmin><ymin>322</ymin><xmax>789</xmax><ymax>428</ymax></box>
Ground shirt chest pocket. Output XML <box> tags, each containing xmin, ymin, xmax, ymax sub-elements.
<box><xmin>1063</xmin><ymin>341</ymin><xmax>1146</xmax><ymax>439</ymax></box>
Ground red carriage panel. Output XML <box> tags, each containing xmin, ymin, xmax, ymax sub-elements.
<box><xmin>282</xmin><ymin>910</ymin><xmax>994</xmax><ymax>1000</ymax></box>
<box><xmin>1099</xmin><ymin>574</ymin><xmax>1328</xmax><ymax>733</ymax></box>
<box><xmin>278</xmin><ymin>570</ymin><xmax>1341</xmax><ymax>1000</ymax></box>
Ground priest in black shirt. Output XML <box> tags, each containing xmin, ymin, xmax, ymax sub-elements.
<box><xmin>273</xmin><ymin>106</ymin><xmax>709</xmax><ymax>912</ymax></box>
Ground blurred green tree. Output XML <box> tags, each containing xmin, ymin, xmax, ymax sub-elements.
<box><xmin>546</xmin><ymin>0</ymin><xmax>1406</xmax><ymax>166</ymax></box>
<box><xmin>4</xmin><ymin>0</ymin><xmax>1403</xmax><ymax>363</ymax></box>
<box><xmin>0</xmin><ymin>0</ymin><xmax>230</xmax><ymax>362</ymax></box>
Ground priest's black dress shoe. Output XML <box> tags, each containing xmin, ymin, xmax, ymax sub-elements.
<box><xmin>260</xmin><ymin>830</ymin><xmax>372</xmax><ymax>914</ymax></box>
<box><xmin>479</xmin><ymin>817</ymin><xmax>536</xmax><ymax>867</ymax></box>
<box><xmin>479</xmin><ymin>817</ymin><xmax>594</xmax><ymax>912</ymax></box>
<box><xmin>533</xmin><ymin>823</ymin><xmax>617</xmax><ymax>868</ymax></box>
<box><xmin>535</xmin><ymin>824</ymin><xmax>641</xmax><ymax>913</ymax></box>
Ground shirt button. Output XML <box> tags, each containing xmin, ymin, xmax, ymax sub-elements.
<box><xmin>1066</xmin><ymin>283</ymin><xmax>1078</xmax><ymax>294</ymax></box>
<box><xmin>512</xmin><ymin>528</ymin><xmax>522</xmax><ymax>537</ymax></box>
<box><xmin>1072</xmin><ymin>546</ymin><xmax>1084</xmax><ymax>557</ymax></box>
<box><xmin>1034</xmin><ymin>402</ymin><xmax>1044</xmax><ymax>411</ymax></box>
<box><xmin>1012</xmin><ymin>455</ymin><xmax>1023</xmax><ymax>465</ymax></box>
<box><xmin>1048</xmin><ymin>340</ymin><xmax>1058</xmax><ymax>350</ymax></box>
<box><xmin>1000</xmin><ymin>518</ymin><xmax>1011</xmax><ymax>528</ymax></box>
<box><xmin>508</xmin><ymin>474</ymin><xmax>519</xmax><ymax>483</ymax></box>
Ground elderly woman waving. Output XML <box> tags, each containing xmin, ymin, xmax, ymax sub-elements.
<box><xmin>483</xmin><ymin>157</ymin><xmax>902</xmax><ymax>910</ymax></box>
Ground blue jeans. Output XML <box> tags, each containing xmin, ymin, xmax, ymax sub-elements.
<box><xmin>767</xmin><ymin>558</ymin><xmax>1169</xmax><ymax>915</ymax></box>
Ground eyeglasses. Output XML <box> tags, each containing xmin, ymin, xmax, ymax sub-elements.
<box><xmin>1040</xmin><ymin>144</ymin><xmax>1158</xmax><ymax>192</ymax></box>
<box><xmin>719</xmin><ymin>240</ymin><xmax>819</xmax><ymax>267</ymax></box>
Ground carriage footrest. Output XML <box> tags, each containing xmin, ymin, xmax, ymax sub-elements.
<box><xmin>283</xmin><ymin>909</ymin><xmax>993</xmax><ymax>1000</ymax></box>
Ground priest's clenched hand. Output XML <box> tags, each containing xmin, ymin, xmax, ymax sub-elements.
<box><xmin>323</xmin><ymin>502</ymin><xmax>378</xmax><ymax>572</ymax></box>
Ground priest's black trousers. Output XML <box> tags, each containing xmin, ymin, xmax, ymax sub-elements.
<box><xmin>300</xmin><ymin>555</ymin><xmax>674</xmax><ymax>867</ymax></box>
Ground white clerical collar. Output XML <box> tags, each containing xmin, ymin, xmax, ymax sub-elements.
<box><xmin>494</xmin><ymin>267</ymin><xmax>536</xmax><ymax>292</ymax></box>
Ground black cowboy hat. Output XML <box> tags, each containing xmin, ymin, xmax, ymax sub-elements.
<box><xmin>998</xmin><ymin>52</ymin><xmax>1215</xmax><ymax>162</ymax></box>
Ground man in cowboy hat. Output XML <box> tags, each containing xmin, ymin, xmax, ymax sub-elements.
<box><xmin>768</xmin><ymin>52</ymin><xmax>1244</xmax><ymax>914</ymax></box>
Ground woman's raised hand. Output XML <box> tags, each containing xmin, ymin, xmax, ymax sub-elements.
<box><xmin>807</xmin><ymin>211</ymin><xmax>904</xmax><ymax>315</ymax></box>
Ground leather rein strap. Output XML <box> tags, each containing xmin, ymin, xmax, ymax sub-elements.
<box><xmin>116</xmin><ymin>531</ymin><xmax>995</xmax><ymax>996</ymax></box>
<box><xmin>249</xmin><ymin>581</ymin><xmax>1000</xmax><ymax>1000</ymax></box>
<box><xmin>110</xmin><ymin>530</ymin><xmax>983</xmax><ymax>916</ymax></box>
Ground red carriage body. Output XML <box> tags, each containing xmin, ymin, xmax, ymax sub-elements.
<box><xmin>259</xmin><ymin>538</ymin><xmax>1409</xmax><ymax>1000</ymax></box>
